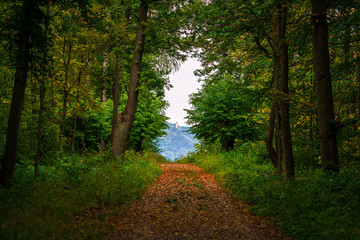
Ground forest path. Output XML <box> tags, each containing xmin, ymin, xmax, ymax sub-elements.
<box><xmin>106</xmin><ymin>163</ymin><xmax>288</xmax><ymax>239</ymax></box>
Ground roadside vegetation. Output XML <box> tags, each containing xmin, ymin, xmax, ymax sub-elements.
<box><xmin>0</xmin><ymin>151</ymin><xmax>164</xmax><ymax>240</ymax></box>
<box><xmin>179</xmin><ymin>143</ymin><xmax>360</xmax><ymax>240</ymax></box>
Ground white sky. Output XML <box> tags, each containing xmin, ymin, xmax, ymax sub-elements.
<box><xmin>164</xmin><ymin>58</ymin><xmax>202</xmax><ymax>126</ymax></box>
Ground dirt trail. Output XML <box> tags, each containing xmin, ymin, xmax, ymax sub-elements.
<box><xmin>106</xmin><ymin>163</ymin><xmax>288</xmax><ymax>239</ymax></box>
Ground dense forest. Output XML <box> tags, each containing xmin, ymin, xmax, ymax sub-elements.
<box><xmin>1</xmin><ymin>0</ymin><xmax>360</xmax><ymax>239</ymax></box>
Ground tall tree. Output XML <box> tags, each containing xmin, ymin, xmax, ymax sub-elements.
<box><xmin>186</xmin><ymin>75</ymin><xmax>261</xmax><ymax>151</ymax></box>
<box><xmin>277</xmin><ymin>2</ymin><xmax>294</xmax><ymax>179</ymax></box>
<box><xmin>111</xmin><ymin>11</ymin><xmax>131</xmax><ymax>145</ymax></box>
<box><xmin>111</xmin><ymin>0</ymin><xmax>150</xmax><ymax>158</ymax></box>
<box><xmin>311</xmin><ymin>0</ymin><xmax>339</xmax><ymax>172</ymax></box>
<box><xmin>0</xmin><ymin>0</ymin><xmax>45</xmax><ymax>186</ymax></box>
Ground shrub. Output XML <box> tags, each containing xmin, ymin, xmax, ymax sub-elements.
<box><xmin>184</xmin><ymin>142</ymin><xmax>360</xmax><ymax>240</ymax></box>
<box><xmin>0</xmin><ymin>151</ymin><xmax>162</xmax><ymax>240</ymax></box>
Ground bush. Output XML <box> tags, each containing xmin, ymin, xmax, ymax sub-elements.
<box><xmin>183</xmin><ymin>142</ymin><xmax>360</xmax><ymax>240</ymax></box>
<box><xmin>0</xmin><ymin>151</ymin><xmax>162</xmax><ymax>240</ymax></box>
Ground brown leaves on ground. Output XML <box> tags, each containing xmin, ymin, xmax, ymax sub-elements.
<box><xmin>106</xmin><ymin>163</ymin><xmax>289</xmax><ymax>240</ymax></box>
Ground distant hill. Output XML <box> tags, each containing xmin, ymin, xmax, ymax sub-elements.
<box><xmin>157</xmin><ymin>122</ymin><xmax>198</xmax><ymax>161</ymax></box>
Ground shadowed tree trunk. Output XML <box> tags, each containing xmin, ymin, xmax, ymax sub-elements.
<box><xmin>265</xmin><ymin>2</ymin><xmax>287</xmax><ymax>173</ymax></box>
<box><xmin>112</xmin><ymin>0</ymin><xmax>149</xmax><ymax>159</ymax></box>
<box><xmin>71</xmin><ymin>70</ymin><xmax>82</xmax><ymax>151</ymax></box>
<box><xmin>311</xmin><ymin>0</ymin><xmax>339</xmax><ymax>172</ymax></box>
<box><xmin>278</xmin><ymin>2</ymin><xmax>294</xmax><ymax>180</ymax></box>
<box><xmin>274</xmin><ymin>45</ymin><xmax>283</xmax><ymax>173</ymax></box>
<box><xmin>59</xmin><ymin>37</ymin><xmax>72</xmax><ymax>142</ymax></box>
<box><xmin>102</xmin><ymin>51</ymin><xmax>108</xmax><ymax>103</ymax></box>
<box><xmin>265</xmin><ymin>93</ymin><xmax>282</xmax><ymax>172</ymax></box>
<box><xmin>275</xmin><ymin>104</ymin><xmax>283</xmax><ymax>173</ymax></box>
<box><xmin>111</xmin><ymin>13</ymin><xmax>130</xmax><ymax>145</ymax></box>
<box><xmin>265</xmin><ymin>1</ymin><xmax>294</xmax><ymax>178</ymax></box>
<box><xmin>221</xmin><ymin>137</ymin><xmax>235</xmax><ymax>152</ymax></box>
<box><xmin>111</xmin><ymin>50</ymin><xmax>121</xmax><ymax>144</ymax></box>
<box><xmin>35</xmin><ymin>75</ymin><xmax>46</xmax><ymax>177</ymax></box>
<box><xmin>265</xmin><ymin>12</ymin><xmax>281</xmax><ymax>172</ymax></box>
<box><xmin>0</xmin><ymin>0</ymin><xmax>36</xmax><ymax>187</ymax></box>
<box><xmin>265</xmin><ymin>100</ymin><xmax>278</xmax><ymax>169</ymax></box>
<box><xmin>34</xmin><ymin>1</ymin><xmax>50</xmax><ymax>177</ymax></box>
<box><xmin>357</xmin><ymin>51</ymin><xmax>360</xmax><ymax>151</ymax></box>
<box><xmin>310</xmin><ymin>76</ymin><xmax>315</xmax><ymax>171</ymax></box>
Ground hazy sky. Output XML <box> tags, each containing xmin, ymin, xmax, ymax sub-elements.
<box><xmin>164</xmin><ymin>58</ymin><xmax>202</xmax><ymax>126</ymax></box>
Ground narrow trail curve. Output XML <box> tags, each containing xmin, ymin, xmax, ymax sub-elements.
<box><xmin>106</xmin><ymin>163</ymin><xmax>289</xmax><ymax>240</ymax></box>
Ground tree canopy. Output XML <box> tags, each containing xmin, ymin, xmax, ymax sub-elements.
<box><xmin>186</xmin><ymin>74</ymin><xmax>261</xmax><ymax>151</ymax></box>
<box><xmin>0</xmin><ymin>0</ymin><xmax>360</xmax><ymax>188</ymax></box>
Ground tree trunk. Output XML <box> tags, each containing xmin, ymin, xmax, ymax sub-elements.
<box><xmin>111</xmin><ymin>0</ymin><xmax>149</xmax><ymax>159</ymax></box>
<box><xmin>100</xmin><ymin>51</ymin><xmax>108</xmax><ymax>151</ymax></box>
<box><xmin>111</xmin><ymin>50</ymin><xmax>121</xmax><ymax>144</ymax></box>
<box><xmin>111</xmin><ymin>13</ymin><xmax>130</xmax><ymax>145</ymax></box>
<box><xmin>0</xmin><ymin>0</ymin><xmax>34</xmax><ymax>187</ymax></box>
<box><xmin>59</xmin><ymin>37</ymin><xmax>72</xmax><ymax>142</ymax></box>
<box><xmin>221</xmin><ymin>137</ymin><xmax>235</xmax><ymax>152</ymax></box>
<box><xmin>71</xmin><ymin>116</ymin><xmax>77</xmax><ymax>151</ymax></box>
<box><xmin>102</xmin><ymin>51</ymin><xmax>108</xmax><ymax>103</ymax></box>
<box><xmin>275</xmin><ymin>103</ymin><xmax>283</xmax><ymax>173</ymax></box>
<box><xmin>60</xmin><ymin>89</ymin><xmax>69</xmax><ymax>141</ymax></box>
<box><xmin>278</xmin><ymin>3</ymin><xmax>294</xmax><ymax>180</ymax></box>
<box><xmin>310</xmin><ymin>104</ymin><xmax>315</xmax><ymax>171</ymax></box>
<box><xmin>273</xmin><ymin>19</ymin><xmax>283</xmax><ymax>173</ymax></box>
<box><xmin>310</xmin><ymin>73</ymin><xmax>316</xmax><ymax>171</ymax></box>
<box><xmin>311</xmin><ymin>0</ymin><xmax>339</xmax><ymax>172</ymax></box>
<box><xmin>35</xmin><ymin>75</ymin><xmax>46</xmax><ymax>177</ymax></box>
<box><xmin>356</xmin><ymin>50</ymin><xmax>360</xmax><ymax>151</ymax></box>
<box><xmin>265</xmin><ymin>50</ymin><xmax>283</xmax><ymax>173</ymax></box>
<box><xmin>34</xmin><ymin>0</ymin><xmax>51</xmax><ymax>177</ymax></box>
<box><xmin>135</xmin><ymin>137</ymin><xmax>146</xmax><ymax>154</ymax></box>
<box><xmin>265</xmin><ymin>99</ymin><xmax>278</xmax><ymax>169</ymax></box>
<box><xmin>71</xmin><ymin>70</ymin><xmax>82</xmax><ymax>151</ymax></box>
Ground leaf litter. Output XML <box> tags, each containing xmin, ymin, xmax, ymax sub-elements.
<box><xmin>105</xmin><ymin>163</ymin><xmax>290</xmax><ymax>239</ymax></box>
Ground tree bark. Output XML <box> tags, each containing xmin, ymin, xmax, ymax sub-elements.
<box><xmin>60</xmin><ymin>89</ymin><xmax>69</xmax><ymax>141</ymax></box>
<box><xmin>35</xmin><ymin>75</ymin><xmax>46</xmax><ymax>177</ymax></box>
<box><xmin>310</xmin><ymin>74</ymin><xmax>316</xmax><ymax>171</ymax></box>
<box><xmin>278</xmin><ymin>3</ymin><xmax>294</xmax><ymax>180</ymax></box>
<box><xmin>265</xmin><ymin>2</ymin><xmax>287</xmax><ymax>173</ymax></box>
<box><xmin>275</xmin><ymin>103</ymin><xmax>283</xmax><ymax>173</ymax></box>
<box><xmin>357</xmin><ymin>50</ymin><xmax>360</xmax><ymax>151</ymax></box>
<box><xmin>111</xmin><ymin>50</ymin><xmax>121</xmax><ymax>144</ymax></box>
<box><xmin>0</xmin><ymin>0</ymin><xmax>34</xmax><ymax>187</ymax></box>
<box><xmin>111</xmin><ymin>0</ymin><xmax>149</xmax><ymax>159</ymax></box>
<box><xmin>59</xmin><ymin>37</ymin><xmax>72</xmax><ymax>142</ymax></box>
<box><xmin>310</xmin><ymin>104</ymin><xmax>315</xmax><ymax>171</ymax></box>
<box><xmin>71</xmin><ymin>70</ymin><xmax>82</xmax><ymax>151</ymax></box>
<box><xmin>265</xmin><ymin>15</ymin><xmax>280</xmax><ymax>171</ymax></box>
<box><xmin>265</xmin><ymin>99</ymin><xmax>278</xmax><ymax>169</ymax></box>
<box><xmin>102</xmin><ymin>51</ymin><xmax>108</xmax><ymax>103</ymax></box>
<box><xmin>111</xmin><ymin>13</ymin><xmax>130</xmax><ymax>145</ymax></box>
<box><xmin>100</xmin><ymin>51</ymin><xmax>108</xmax><ymax>151</ymax></box>
<box><xmin>274</xmin><ymin>43</ymin><xmax>283</xmax><ymax>173</ymax></box>
<box><xmin>311</xmin><ymin>0</ymin><xmax>339</xmax><ymax>172</ymax></box>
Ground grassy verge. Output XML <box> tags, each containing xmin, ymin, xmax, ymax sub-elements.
<box><xmin>0</xmin><ymin>151</ymin><xmax>163</xmax><ymax>240</ymax></box>
<box><xmin>180</xmin><ymin>143</ymin><xmax>360</xmax><ymax>240</ymax></box>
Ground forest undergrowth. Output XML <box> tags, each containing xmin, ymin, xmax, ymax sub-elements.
<box><xmin>179</xmin><ymin>142</ymin><xmax>360</xmax><ymax>240</ymax></box>
<box><xmin>0</xmin><ymin>151</ymin><xmax>164</xmax><ymax>240</ymax></box>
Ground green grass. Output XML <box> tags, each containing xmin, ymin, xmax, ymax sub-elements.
<box><xmin>0</xmin><ymin>150</ymin><xmax>162</xmax><ymax>240</ymax></box>
<box><xmin>180</xmin><ymin>142</ymin><xmax>360</xmax><ymax>240</ymax></box>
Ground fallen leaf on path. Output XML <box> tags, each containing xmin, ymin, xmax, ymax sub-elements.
<box><xmin>104</xmin><ymin>163</ymin><xmax>291</xmax><ymax>239</ymax></box>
